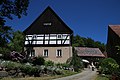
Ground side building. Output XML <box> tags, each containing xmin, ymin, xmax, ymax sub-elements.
<box><xmin>23</xmin><ymin>6</ymin><xmax>73</xmax><ymax>63</ymax></box>
<box><xmin>106</xmin><ymin>25</ymin><xmax>120</xmax><ymax>65</ymax></box>
<box><xmin>75</xmin><ymin>47</ymin><xmax>105</xmax><ymax>67</ymax></box>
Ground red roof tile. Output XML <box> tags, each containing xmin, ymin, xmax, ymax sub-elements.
<box><xmin>75</xmin><ymin>47</ymin><xmax>105</xmax><ymax>57</ymax></box>
<box><xmin>109</xmin><ymin>25</ymin><xmax>120</xmax><ymax>37</ymax></box>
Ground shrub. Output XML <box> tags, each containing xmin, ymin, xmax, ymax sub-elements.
<box><xmin>54</xmin><ymin>68</ymin><xmax>63</xmax><ymax>75</ymax></box>
<box><xmin>1</xmin><ymin>61</ymin><xmax>22</xmax><ymax>70</ymax></box>
<box><xmin>2</xmin><ymin>52</ymin><xmax>11</xmax><ymax>60</ymax></box>
<box><xmin>99</xmin><ymin>58</ymin><xmax>119</xmax><ymax>74</ymax></box>
<box><xmin>61</xmin><ymin>63</ymin><xmax>70</xmax><ymax>70</ymax></box>
<box><xmin>55</xmin><ymin>63</ymin><xmax>62</xmax><ymax>68</ymax></box>
<box><xmin>32</xmin><ymin>56</ymin><xmax>45</xmax><ymax>66</ymax></box>
<box><xmin>45</xmin><ymin>60</ymin><xmax>54</xmax><ymax>66</ymax></box>
<box><xmin>20</xmin><ymin>64</ymin><xmax>39</xmax><ymax>76</ymax></box>
<box><xmin>0</xmin><ymin>60</ymin><xmax>65</xmax><ymax>77</ymax></box>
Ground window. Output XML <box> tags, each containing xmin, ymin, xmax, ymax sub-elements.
<box><xmin>57</xmin><ymin>35</ymin><xmax>62</xmax><ymax>39</ymax></box>
<box><xmin>43</xmin><ymin>49</ymin><xmax>48</xmax><ymax>57</ymax></box>
<box><xmin>28</xmin><ymin>49</ymin><xmax>35</xmax><ymax>57</ymax></box>
<box><xmin>56</xmin><ymin>49</ymin><xmax>62</xmax><ymax>57</ymax></box>
<box><xmin>31</xmin><ymin>50</ymin><xmax>35</xmax><ymax>57</ymax></box>
<box><xmin>43</xmin><ymin>22</ymin><xmax>52</xmax><ymax>26</ymax></box>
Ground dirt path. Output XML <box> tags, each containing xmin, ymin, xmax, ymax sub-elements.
<box><xmin>53</xmin><ymin>68</ymin><xmax>97</xmax><ymax>80</ymax></box>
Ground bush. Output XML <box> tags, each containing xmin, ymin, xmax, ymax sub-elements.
<box><xmin>20</xmin><ymin>63</ymin><xmax>40</xmax><ymax>76</ymax></box>
<box><xmin>61</xmin><ymin>63</ymin><xmax>70</xmax><ymax>70</ymax></box>
<box><xmin>99</xmin><ymin>58</ymin><xmax>119</xmax><ymax>74</ymax></box>
<box><xmin>54</xmin><ymin>68</ymin><xmax>62</xmax><ymax>75</ymax></box>
<box><xmin>1</xmin><ymin>61</ymin><xmax>22</xmax><ymax>70</ymax></box>
<box><xmin>0</xmin><ymin>60</ymin><xmax>66</xmax><ymax>77</ymax></box>
<box><xmin>45</xmin><ymin>60</ymin><xmax>54</xmax><ymax>66</ymax></box>
<box><xmin>0</xmin><ymin>60</ymin><xmax>40</xmax><ymax>76</ymax></box>
<box><xmin>55</xmin><ymin>63</ymin><xmax>62</xmax><ymax>68</ymax></box>
<box><xmin>32</xmin><ymin>56</ymin><xmax>45</xmax><ymax>66</ymax></box>
<box><xmin>2</xmin><ymin>52</ymin><xmax>11</xmax><ymax>60</ymax></box>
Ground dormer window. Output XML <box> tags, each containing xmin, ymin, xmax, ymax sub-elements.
<box><xmin>43</xmin><ymin>22</ymin><xmax>52</xmax><ymax>26</ymax></box>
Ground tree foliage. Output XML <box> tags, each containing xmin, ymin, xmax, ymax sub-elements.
<box><xmin>0</xmin><ymin>0</ymin><xmax>29</xmax><ymax>54</ymax></box>
<box><xmin>8</xmin><ymin>30</ymin><xmax>25</xmax><ymax>52</ymax></box>
<box><xmin>114</xmin><ymin>46</ymin><xmax>120</xmax><ymax>65</ymax></box>
<box><xmin>70</xmin><ymin>48</ymin><xmax>83</xmax><ymax>72</ymax></box>
<box><xmin>0</xmin><ymin>0</ymin><xmax>29</xmax><ymax>19</ymax></box>
<box><xmin>72</xmin><ymin>35</ymin><xmax>85</xmax><ymax>47</ymax></box>
<box><xmin>0</xmin><ymin>18</ymin><xmax>12</xmax><ymax>47</ymax></box>
<box><xmin>72</xmin><ymin>35</ymin><xmax>105</xmax><ymax>52</ymax></box>
<box><xmin>0</xmin><ymin>18</ymin><xmax>12</xmax><ymax>54</ymax></box>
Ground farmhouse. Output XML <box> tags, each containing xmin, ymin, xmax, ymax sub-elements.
<box><xmin>106</xmin><ymin>25</ymin><xmax>120</xmax><ymax>65</ymax></box>
<box><xmin>23</xmin><ymin>6</ymin><xmax>73</xmax><ymax>63</ymax></box>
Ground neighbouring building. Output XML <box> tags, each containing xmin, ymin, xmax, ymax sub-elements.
<box><xmin>75</xmin><ymin>47</ymin><xmax>105</xmax><ymax>67</ymax></box>
<box><xmin>106</xmin><ymin>25</ymin><xmax>120</xmax><ymax>65</ymax></box>
<box><xmin>23</xmin><ymin>6</ymin><xmax>73</xmax><ymax>63</ymax></box>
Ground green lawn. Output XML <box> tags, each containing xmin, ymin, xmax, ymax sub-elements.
<box><xmin>95</xmin><ymin>75</ymin><xmax>110</xmax><ymax>80</ymax></box>
<box><xmin>1</xmin><ymin>76</ymin><xmax>61</xmax><ymax>80</ymax></box>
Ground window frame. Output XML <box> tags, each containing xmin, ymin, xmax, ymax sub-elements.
<box><xmin>28</xmin><ymin>49</ymin><xmax>35</xmax><ymax>57</ymax></box>
<box><xmin>56</xmin><ymin>49</ymin><xmax>62</xmax><ymax>57</ymax></box>
<box><xmin>43</xmin><ymin>49</ymin><xmax>49</xmax><ymax>57</ymax></box>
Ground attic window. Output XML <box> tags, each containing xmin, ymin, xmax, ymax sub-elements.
<box><xmin>43</xmin><ymin>22</ymin><xmax>52</xmax><ymax>26</ymax></box>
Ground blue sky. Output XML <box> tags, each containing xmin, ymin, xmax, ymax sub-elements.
<box><xmin>6</xmin><ymin>0</ymin><xmax>120</xmax><ymax>44</ymax></box>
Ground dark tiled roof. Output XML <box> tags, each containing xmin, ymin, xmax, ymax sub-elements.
<box><xmin>109</xmin><ymin>25</ymin><xmax>120</xmax><ymax>37</ymax></box>
<box><xmin>23</xmin><ymin>6</ymin><xmax>73</xmax><ymax>34</ymax></box>
<box><xmin>75</xmin><ymin>47</ymin><xmax>105</xmax><ymax>57</ymax></box>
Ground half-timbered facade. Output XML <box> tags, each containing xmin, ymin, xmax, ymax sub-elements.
<box><xmin>23</xmin><ymin>6</ymin><xmax>73</xmax><ymax>63</ymax></box>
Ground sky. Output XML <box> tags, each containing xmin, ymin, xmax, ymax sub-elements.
<box><xmin>6</xmin><ymin>0</ymin><xmax>120</xmax><ymax>44</ymax></box>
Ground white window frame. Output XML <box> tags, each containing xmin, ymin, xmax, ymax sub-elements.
<box><xmin>43</xmin><ymin>49</ymin><xmax>49</xmax><ymax>57</ymax></box>
<box><xmin>56</xmin><ymin>49</ymin><xmax>62</xmax><ymax>57</ymax></box>
<box><xmin>29</xmin><ymin>49</ymin><xmax>35</xmax><ymax>57</ymax></box>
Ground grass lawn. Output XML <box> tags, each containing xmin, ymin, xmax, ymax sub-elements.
<box><xmin>0</xmin><ymin>76</ymin><xmax>61</xmax><ymax>80</ymax></box>
<box><xmin>0</xmin><ymin>70</ymin><xmax>78</xmax><ymax>80</ymax></box>
<box><xmin>95</xmin><ymin>75</ymin><xmax>110</xmax><ymax>80</ymax></box>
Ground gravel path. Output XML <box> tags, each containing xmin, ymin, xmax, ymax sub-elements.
<box><xmin>53</xmin><ymin>68</ymin><xmax>97</xmax><ymax>80</ymax></box>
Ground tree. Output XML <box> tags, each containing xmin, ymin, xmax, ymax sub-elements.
<box><xmin>85</xmin><ymin>37</ymin><xmax>95</xmax><ymax>47</ymax></box>
<box><xmin>0</xmin><ymin>18</ymin><xmax>12</xmax><ymax>46</ymax></box>
<box><xmin>0</xmin><ymin>0</ymin><xmax>29</xmax><ymax>19</ymax></box>
<box><xmin>8</xmin><ymin>30</ymin><xmax>25</xmax><ymax>52</ymax></box>
<box><xmin>0</xmin><ymin>18</ymin><xmax>12</xmax><ymax>54</ymax></box>
<box><xmin>70</xmin><ymin>48</ymin><xmax>83</xmax><ymax>72</ymax></box>
<box><xmin>0</xmin><ymin>0</ymin><xmax>29</xmax><ymax>54</ymax></box>
<box><xmin>94</xmin><ymin>41</ymin><xmax>105</xmax><ymax>53</ymax></box>
<box><xmin>72</xmin><ymin>34</ymin><xmax>106</xmax><ymax>52</ymax></box>
<box><xmin>72</xmin><ymin>35</ymin><xmax>85</xmax><ymax>47</ymax></box>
